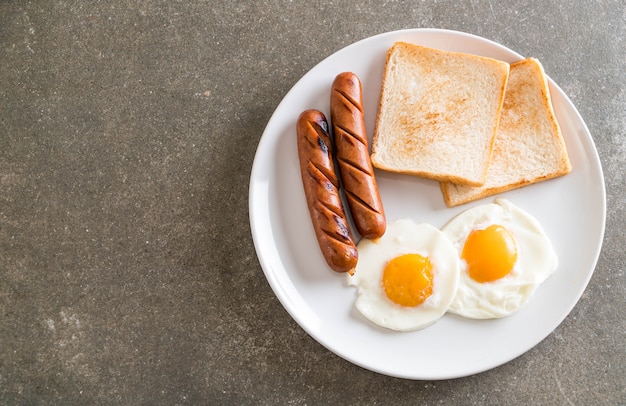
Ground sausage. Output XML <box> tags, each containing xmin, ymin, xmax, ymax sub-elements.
<box><xmin>296</xmin><ymin>109</ymin><xmax>358</xmax><ymax>274</ymax></box>
<box><xmin>330</xmin><ymin>72</ymin><xmax>386</xmax><ymax>240</ymax></box>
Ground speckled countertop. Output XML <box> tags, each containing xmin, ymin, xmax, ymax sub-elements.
<box><xmin>1</xmin><ymin>1</ymin><xmax>624</xmax><ymax>404</ymax></box>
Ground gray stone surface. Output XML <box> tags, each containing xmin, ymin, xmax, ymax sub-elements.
<box><xmin>1</xmin><ymin>1</ymin><xmax>624</xmax><ymax>404</ymax></box>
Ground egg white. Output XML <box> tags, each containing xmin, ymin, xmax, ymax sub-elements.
<box><xmin>441</xmin><ymin>198</ymin><xmax>558</xmax><ymax>319</ymax></box>
<box><xmin>347</xmin><ymin>219</ymin><xmax>461</xmax><ymax>332</ymax></box>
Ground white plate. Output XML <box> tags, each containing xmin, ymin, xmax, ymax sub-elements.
<box><xmin>248</xmin><ymin>29</ymin><xmax>606</xmax><ymax>380</ymax></box>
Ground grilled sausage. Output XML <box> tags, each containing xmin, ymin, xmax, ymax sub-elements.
<box><xmin>330</xmin><ymin>72</ymin><xmax>386</xmax><ymax>240</ymax></box>
<box><xmin>297</xmin><ymin>109</ymin><xmax>358</xmax><ymax>274</ymax></box>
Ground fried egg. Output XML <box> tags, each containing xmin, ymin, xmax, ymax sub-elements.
<box><xmin>347</xmin><ymin>219</ymin><xmax>460</xmax><ymax>332</ymax></box>
<box><xmin>441</xmin><ymin>198</ymin><xmax>558</xmax><ymax>319</ymax></box>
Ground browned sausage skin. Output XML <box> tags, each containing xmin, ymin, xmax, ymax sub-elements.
<box><xmin>296</xmin><ymin>109</ymin><xmax>358</xmax><ymax>274</ymax></box>
<box><xmin>330</xmin><ymin>72</ymin><xmax>386</xmax><ymax>240</ymax></box>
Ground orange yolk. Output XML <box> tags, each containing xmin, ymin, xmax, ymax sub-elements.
<box><xmin>382</xmin><ymin>253</ymin><xmax>433</xmax><ymax>307</ymax></box>
<box><xmin>462</xmin><ymin>224</ymin><xmax>518</xmax><ymax>283</ymax></box>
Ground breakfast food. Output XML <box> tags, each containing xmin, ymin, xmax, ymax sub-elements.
<box><xmin>347</xmin><ymin>219</ymin><xmax>460</xmax><ymax>331</ymax></box>
<box><xmin>441</xmin><ymin>198</ymin><xmax>558</xmax><ymax>319</ymax></box>
<box><xmin>295</xmin><ymin>44</ymin><xmax>567</xmax><ymax>330</ymax></box>
<box><xmin>440</xmin><ymin>58</ymin><xmax>572</xmax><ymax>207</ymax></box>
<box><xmin>370</xmin><ymin>42</ymin><xmax>510</xmax><ymax>186</ymax></box>
<box><xmin>330</xmin><ymin>72</ymin><xmax>386</xmax><ymax>239</ymax></box>
<box><xmin>297</xmin><ymin>109</ymin><xmax>358</xmax><ymax>274</ymax></box>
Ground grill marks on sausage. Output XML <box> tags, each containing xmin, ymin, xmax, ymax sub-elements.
<box><xmin>333</xmin><ymin>126</ymin><xmax>372</xmax><ymax>174</ymax></box>
<box><xmin>335</xmin><ymin>87</ymin><xmax>363</xmax><ymax>114</ymax></box>
<box><xmin>331</xmin><ymin>72</ymin><xmax>386</xmax><ymax>240</ymax></box>
<box><xmin>344</xmin><ymin>188</ymin><xmax>384</xmax><ymax>216</ymax></box>
<box><xmin>297</xmin><ymin>109</ymin><xmax>358</xmax><ymax>273</ymax></box>
<box><xmin>302</xmin><ymin>120</ymin><xmax>339</xmax><ymax>186</ymax></box>
<box><xmin>335</xmin><ymin>124</ymin><xmax>369</xmax><ymax>152</ymax></box>
<box><xmin>318</xmin><ymin>209</ymin><xmax>354</xmax><ymax>244</ymax></box>
<box><xmin>332</xmin><ymin>93</ymin><xmax>382</xmax><ymax>217</ymax></box>
<box><xmin>305</xmin><ymin>161</ymin><xmax>343</xmax><ymax>217</ymax></box>
<box><xmin>304</xmin><ymin>151</ymin><xmax>353</xmax><ymax>245</ymax></box>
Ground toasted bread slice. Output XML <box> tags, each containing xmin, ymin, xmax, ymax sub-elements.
<box><xmin>440</xmin><ymin>58</ymin><xmax>572</xmax><ymax>207</ymax></box>
<box><xmin>370</xmin><ymin>42</ymin><xmax>510</xmax><ymax>186</ymax></box>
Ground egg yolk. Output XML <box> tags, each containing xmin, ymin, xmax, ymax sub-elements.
<box><xmin>382</xmin><ymin>253</ymin><xmax>433</xmax><ymax>307</ymax></box>
<box><xmin>462</xmin><ymin>224</ymin><xmax>518</xmax><ymax>283</ymax></box>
